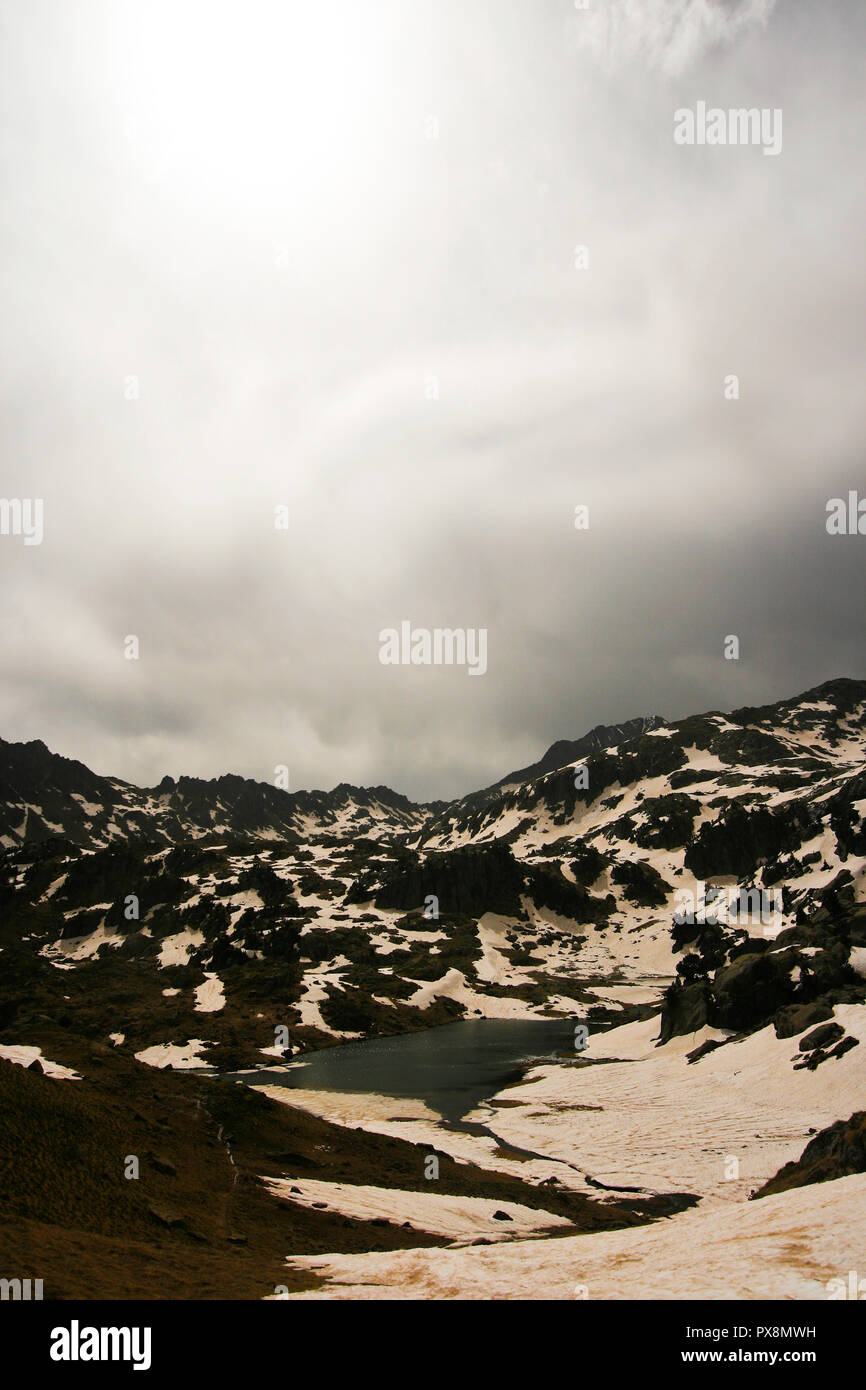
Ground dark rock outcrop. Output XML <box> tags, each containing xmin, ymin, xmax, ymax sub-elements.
<box><xmin>658</xmin><ymin>981</ymin><xmax>710</xmax><ymax>1044</ymax></box>
<box><xmin>610</xmin><ymin>859</ymin><xmax>670</xmax><ymax>908</ymax></box>
<box><xmin>752</xmin><ymin>1112</ymin><xmax>866</xmax><ymax>1198</ymax></box>
<box><xmin>773</xmin><ymin>1000</ymin><xmax>834</xmax><ymax>1039</ymax></box>
<box><xmin>709</xmin><ymin>952</ymin><xmax>799</xmax><ymax>1032</ymax></box>
<box><xmin>684</xmin><ymin>801</ymin><xmax>812</xmax><ymax>881</ymax></box>
<box><xmin>798</xmin><ymin>1021</ymin><xmax>844</xmax><ymax>1052</ymax></box>
<box><xmin>364</xmin><ymin>841</ymin><xmax>526</xmax><ymax>917</ymax></box>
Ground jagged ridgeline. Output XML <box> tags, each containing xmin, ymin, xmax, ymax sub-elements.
<box><xmin>0</xmin><ymin>676</ymin><xmax>864</xmax><ymax>1069</ymax></box>
<box><xmin>1</xmin><ymin>676</ymin><xmax>866</xmax><ymax>1302</ymax></box>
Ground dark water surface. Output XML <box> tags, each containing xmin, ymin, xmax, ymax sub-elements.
<box><xmin>229</xmin><ymin>1017</ymin><xmax>575</xmax><ymax>1124</ymax></box>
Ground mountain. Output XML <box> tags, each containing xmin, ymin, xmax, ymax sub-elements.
<box><xmin>0</xmin><ymin>737</ymin><xmax>434</xmax><ymax>850</ymax></box>
<box><xmin>1</xmin><ymin>675</ymin><xmax>864</xmax><ymax>1057</ymax></box>
<box><xmin>1</xmin><ymin>676</ymin><xmax>864</xmax><ymax>1300</ymax></box>
<box><xmin>0</xmin><ymin>715</ymin><xmax>669</xmax><ymax>853</ymax></box>
<box><xmin>493</xmin><ymin>714</ymin><xmax>667</xmax><ymax>789</ymax></box>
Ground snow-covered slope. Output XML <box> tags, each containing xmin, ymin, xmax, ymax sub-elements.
<box><xmin>0</xmin><ymin>737</ymin><xmax>431</xmax><ymax>850</ymax></box>
<box><xmin>1</xmin><ymin>676</ymin><xmax>865</xmax><ymax>1302</ymax></box>
<box><xmin>279</xmin><ymin>1171</ymin><xmax>866</xmax><ymax>1300</ymax></box>
<box><xmin>1</xmin><ymin>677</ymin><xmax>864</xmax><ymax>1067</ymax></box>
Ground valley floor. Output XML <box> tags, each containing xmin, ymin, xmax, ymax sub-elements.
<box><xmin>2</xmin><ymin>993</ymin><xmax>864</xmax><ymax>1300</ymax></box>
<box><xmin>3</xmin><ymin>679</ymin><xmax>866</xmax><ymax>1298</ymax></box>
<box><xmin>276</xmin><ymin>1172</ymin><xmax>866</xmax><ymax>1300</ymax></box>
<box><xmin>254</xmin><ymin>1003</ymin><xmax>866</xmax><ymax>1300</ymax></box>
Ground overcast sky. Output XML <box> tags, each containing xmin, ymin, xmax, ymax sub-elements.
<box><xmin>1</xmin><ymin>0</ymin><xmax>864</xmax><ymax>801</ymax></box>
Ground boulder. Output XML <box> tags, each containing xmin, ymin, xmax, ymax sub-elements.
<box><xmin>798</xmin><ymin>1021</ymin><xmax>844</xmax><ymax>1053</ymax></box>
<box><xmin>711</xmin><ymin>951</ymin><xmax>798</xmax><ymax>1032</ymax></box>
<box><xmin>658</xmin><ymin>981</ymin><xmax>710</xmax><ymax>1044</ymax></box>
<box><xmin>753</xmin><ymin>1112</ymin><xmax>866</xmax><ymax>1198</ymax></box>
<box><xmin>773</xmin><ymin>1000</ymin><xmax>833</xmax><ymax>1040</ymax></box>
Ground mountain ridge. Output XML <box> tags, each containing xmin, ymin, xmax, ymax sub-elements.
<box><xmin>0</xmin><ymin>714</ymin><xmax>671</xmax><ymax>851</ymax></box>
<box><xmin>1</xmin><ymin>672</ymin><xmax>864</xmax><ymax>1300</ymax></box>
<box><xmin>4</xmin><ymin>677</ymin><xmax>863</xmax><ymax>852</ymax></box>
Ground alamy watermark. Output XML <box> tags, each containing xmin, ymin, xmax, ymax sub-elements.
<box><xmin>826</xmin><ymin>491</ymin><xmax>866</xmax><ymax>535</ymax></box>
<box><xmin>1</xmin><ymin>1277</ymin><xmax>43</xmax><ymax>1300</ymax></box>
<box><xmin>674</xmin><ymin>102</ymin><xmax>782</xmax><ymax>157</ymax></box>
<box><xmin>379</xmin><ymin>622</ymin><xmax>487</xmax><ymax>676</ymax></box>
<box><xmin>0</xmin><ymin>497</ymin><xmax>43</xmax><ymax>545</ymax></box>
<box><xmin>49</xmin><ymin>1321</ymin><xmax>152</xmax><ymax>1370</ymax></box>
<box><xmin>673</xmin><ymin>882</ymin><xmax>784</xmax><ymax>933</ymax></box>
<box><xmin>826</xmin><ymin>1270</ymin><xmax>865</xmax><ymax>1300</ymax></box>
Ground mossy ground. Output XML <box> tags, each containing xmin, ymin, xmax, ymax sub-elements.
<box><xmin>0</xmin><ymin>1038</ymin><xmax>671</xmax><ymax>1300</ymax></box>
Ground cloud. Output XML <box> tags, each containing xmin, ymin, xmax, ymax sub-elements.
<box><xmin>0</xmin><ymin>0</ymin><xmax>863</xmax><ymax>800</ymax></box>
<box><xmin>570</xmin><ymin>0</ymin><xmax>778</xmax><ymax>76</ymax></box>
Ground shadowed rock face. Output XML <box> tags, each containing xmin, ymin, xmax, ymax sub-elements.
<box><xmin>359</xmin><ymin>841</ymin><xmax>527</xmax><ymax>917</ymax></box>
<box><xmin>492</xmin><ymin>715</ymin><xmax>667</xmax><ymax>789</ymax></box>
<box><xmin>348</xmin><ymin>840</ymin><xmax>619</xmax><ymax>926</ymax></box>
<box><xmin>0</xmin><ymin>737</ymin><xmax>433</xmax><ymax>850</ymax></box>
<box><xmin>683</xmin><ymin>801</ymin><xmax>814</xmax><ymax>880</ymax></box>
<box><xmin>798</xmin><ymin>1021</ymin><xmax>845</xmax><ymax>1052</ymax></box>
<box><xmin>527</xmin><ymin>863</ymin><xmax>616</xmax><ymax>924</ymax></box>
<box><xmin>773</xmin><ymin>1000</ymin><xmax>835</xmax><ymax>1039</ymax></box>
<box><xmin>753</xmin><ymin>1112</ymin><xmax>866</xmax><ymax>1198</ymax></box>
<box><xmin>659</xmin><ymin>889</ymin><xmax>866</xmax><ymax>1045</ymax></box>
<box><xmin>657</xmin><ymin>981</ymin><xmax>711</xmax><ymax>1043</ymax></box>
<box><xmin>610</xmin><ymin>859</ymin><xmax>671</xmax><ymax>908</ymax></box>
<box><xmin>711</xmin><ymin>951</ymin><xmax>801</xmax><ymax>1031</ymax></box>
<box><xmin>2</xmin><ymin>675</ymin><xmax>865</xmax><ymax>1069</ymax></box>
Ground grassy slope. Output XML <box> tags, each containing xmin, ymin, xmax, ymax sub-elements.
<box><xmin>0</xmin><ymin>1037</ymin><xmax>674</xmax><ymax>1300</ymax></box>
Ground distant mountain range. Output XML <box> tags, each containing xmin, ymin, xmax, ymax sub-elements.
<box><xmin>0</xmin><ymin>674</ymin><xmax>863</xmax><ymax>1060</ymax></box>
<box><xmin>7</xmin><ymin>683</ymin><xmax>861</xmax><ymax>853</ymax></box>
<box><xmin>1</xmin><ymin>675</ymin><xmax>864</xmax><ymax>1301</ymax></box>
<box><xmin>0</xmin><ymin>715</ymin><xmax>669</xmax><ymax>851</ymax></box>
<box><xmin>0</xmin><ymin>736</ymin><xmax>433</xmax><ymax>850</ymax></box>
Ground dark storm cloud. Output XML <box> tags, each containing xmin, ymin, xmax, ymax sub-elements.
<box><xmin>1</xmin><ymin>0</ymin><xmax>864</xmax><ymax>800</ymax></box>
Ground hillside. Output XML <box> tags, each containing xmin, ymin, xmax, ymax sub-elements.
<box><xmin>1</xmin><ymin>676</ymin><xmax>864</xmax><ymax>1299</ymax></box>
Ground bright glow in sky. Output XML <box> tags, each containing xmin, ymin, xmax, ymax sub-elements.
<box><xmin>1</xmin><ymin>0</ymin><xmax>865</xmax><ymax>798</ymax></box>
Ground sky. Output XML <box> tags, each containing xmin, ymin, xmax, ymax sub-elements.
<box><xmin>1</xmin><ymin>0</ymin><xmax>864</xmax><ymax>801</ymax></box>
